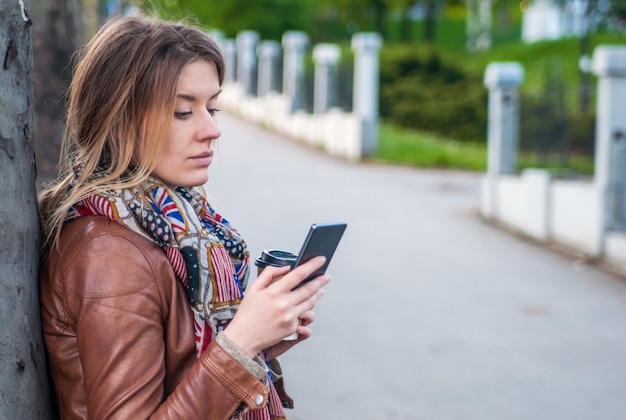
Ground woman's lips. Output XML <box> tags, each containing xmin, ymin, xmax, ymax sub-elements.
<box><xmin>190</xmin><ymin>151</ymin><xmax>213</xmax><ymax>166</ymax></box>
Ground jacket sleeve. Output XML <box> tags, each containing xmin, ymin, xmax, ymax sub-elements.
<box><xmin>152</xmin><ymin>335</ymin><xmax>270</xmax><ymax>419</ymax></box>
<box><xmin>60</xmin><ymin>228</ymin><xmax>269</xmax><ymax>419</ymax></box>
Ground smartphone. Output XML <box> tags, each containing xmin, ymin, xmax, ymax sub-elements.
<box><xmin>291</xmin><ymin>222</ymin><xmax>347</xmax><ymax>289</ymax></box>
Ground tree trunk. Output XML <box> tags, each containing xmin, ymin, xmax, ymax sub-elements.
<box><xmin>32</xmin><ymin>0</ymin><xmax>81</xmax><ymax>184</ymax></box>
<box><xmin>0</xmin><ymin>0</ymin><xmax>56</xmax><ymax>418</ymax></box>
<box><xmin>466</xmin><ymin>0</ymin><xmax>491</xmax><ymax>52</ymax></box>
<box><xmin>372</xmin><ymin>0</ymin><xmax>386</xmax><ymax>38</ymax></box>
<box><xmin>423</xmin><ymin>0</ymin><xmax>437</xmax><ymax>45</ymax></box>
<box><xmin>399</xmin><ymin>4</ymin><xmax>411</xmax><ymax>43</ymax></box>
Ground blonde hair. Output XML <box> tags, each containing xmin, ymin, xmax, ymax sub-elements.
<box><xmin>38</xmin><ymin>15</ymin><xmax>224</xmax><ymax>249</ymax></box>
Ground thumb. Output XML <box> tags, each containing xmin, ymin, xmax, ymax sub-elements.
<box><xmin>250</xmin><ymin>265</ymin><xmax>291</xmax><ymax>291</ymax></box>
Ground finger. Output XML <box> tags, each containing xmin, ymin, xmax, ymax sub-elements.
<box><xmin>298</xmin><ymin>310</ymin><xmax>316</xmax><ymax>327</ymax></box>
<box><xmin>288</xmin><ymin>273</ymin><xmax>331</xmax><ymax>306</ymax></box>
<box><xmin>275</xmin><ymin>256</ymin><xmax>326</xmax><ymax>291</ymax></box>
<box><xmin>293</xmin><ymin>284</ymin><xmax>326</xmax><ymax>316</ymax></box>
<box><xmin>295</xmin><ymin>324</ymin><xmax>313</xmax><ymax>340</ymax></box>
<box><xmin>249</xmin><ymin>265</ymin><xmax>291</xmax><ymax>291</ymax></box>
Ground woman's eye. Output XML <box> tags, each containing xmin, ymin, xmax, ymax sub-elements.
<box><xmin>175</xmin><ymin>111</ymin><xmax>192</xmax><ymax>119</ymax></box>
<box><xmin>208</xmin><ymin>108</ymin><xmax>220</xmax><ymax>117</ymax></box>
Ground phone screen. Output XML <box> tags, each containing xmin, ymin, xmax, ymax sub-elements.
<box><xmin>292</xmin><ymin>222</ymin><xmax>347</xmax><ymax>289</ymax></box>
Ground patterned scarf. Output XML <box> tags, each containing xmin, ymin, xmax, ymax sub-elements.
<box><xmin>66</xmin><ymin>177</ymin><xmax>286</xmax><ymax>420</ymax></box>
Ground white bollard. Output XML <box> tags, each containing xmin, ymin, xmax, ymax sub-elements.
<box><xmin>221</xmin><ymin>39</ymin><xmax>237</xmax><ymax>84</ymax></box>
<box><xmin>236</xmin><ymin>31</ymin><xmax>260</xmax><ymax>96</ymax></box>
<box><xmin>282</xmin><ymin>31</ymin><xmax>309</xmax><ymax>112</ymax></box>
<box><xmin>593</xmin><ymin>45</ymin><xmax>626</xmax><ymax>232</ymax></box>
<box><xmin>484</xmin><ymin>62</ymin><xmax>524</xmax><ymax>175</ymax></box>
<box><xmin>351</xmin><ymin>32</ymin><xmax>382</xmax><ymax>156</ymax></box>
<box><xmin>312</xmin><ymin>43</ymin><xmax>341</xmax><ymax>115</ymax></box>
<box><xmin>257</xmin><ymin>41</ymin><xmax>281</xmax><ymax>97</ymax></box>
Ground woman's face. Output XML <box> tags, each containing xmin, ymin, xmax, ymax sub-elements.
<box><xmin>151</xmin><ymin>59</ymin><xmax>222</xmax><ymax>188</ymax></box>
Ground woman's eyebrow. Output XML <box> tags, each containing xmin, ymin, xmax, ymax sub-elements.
<box><xmin>176</xmin><ymin>89</ymin><xmax>222</xmax><ymax>102</ymax></box>
<box><xmin>176</xmin><ymin>93</ymin><xmax>196</xmax><ymax>101</ymax></box>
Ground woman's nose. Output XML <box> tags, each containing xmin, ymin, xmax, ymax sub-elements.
<box><xmin>198</xmin><ymin>110</ymin><xmax>221</xmax><ymax>141</ymax></box>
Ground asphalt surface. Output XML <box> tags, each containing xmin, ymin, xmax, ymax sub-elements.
<box><xmin>207</xmin><ymin>111</ymin><xmax>626</xmax><ymax>420</ymax></box>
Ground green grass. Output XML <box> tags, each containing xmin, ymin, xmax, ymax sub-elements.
<box><xmin>371</xmin><ymin>123</ymin><xmax>488</xmax><ymax>171</ymax></box>
<box><xmin>517</xmin><ymin>152</ymin><xmax>595</xmax><ymax>176</ymax></box>
<box><xmin>372</xmin><ymin>122</ymin><xmax>595</xmax><ymax>176</ymax></box>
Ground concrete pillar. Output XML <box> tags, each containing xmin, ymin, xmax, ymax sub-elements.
<box><xmin>222</xmin><ymin>39</ymin><xmax>237</xmax><ymax>84</ymax></box>
<box><xmin>312</xmin><ymin>43</ymin><xmax>341</xmax><ymax>115</ymax></box>
<box><xmin>257</xmin><ymin>41</ymin><xmax>281</xmax><ymax>97</ymax></box>
<box><xmin>208</xmin><ymin>30</ymin><xmax>229</xmax><ymax>83</ymax></box>
<box><xmin>235</xmin><ymin>30</ymin><xmax>260</xmax><ymax>95</ymax></box>
<box><xmin>484</xmin><ymin>62</ymin><xmax>524</xmax><ymax>175</ymax></box>
<box><xmin>351</xmin><ymin>33</ymin><xmax>382</xmax><ymax>155</ymax></box>
<box><xmin>593</xmin><ymin>45</ymin><xmax>626</xmax><ymax>232</ymax></box>
<box><xmin>208</xmin><ymin>30</ymin><xmax>224</xmax><ymax>49</ymax></box>
<box><xmin>282</xmin><ymin>31</ymin><xmax>309</xmax><ymax>112</ymax></box>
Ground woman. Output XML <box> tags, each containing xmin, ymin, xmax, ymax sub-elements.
<box><xmin>38</xmin><ymin>15</ymin><xmax>329</xmax><ymax>419</ymax></box>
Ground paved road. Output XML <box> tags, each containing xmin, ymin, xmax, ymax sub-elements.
<box><xmin>207</xmin><ymin>112</ymin><xmax>626</xmax><ymax>420</ymax></box>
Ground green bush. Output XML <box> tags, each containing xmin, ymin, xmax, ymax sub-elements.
<box><xmin>380</xmin><ymin>46</ymin><xmax>487</xmax><ymax>143</ymax></box>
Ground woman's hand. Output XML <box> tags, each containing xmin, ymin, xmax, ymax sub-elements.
<box><xmin>223</xmin><ymin>256</ymin><xmax>330</xmax><ymax>358</ymax></box>
<box><xmin>263</xmin><ymin>310</ymin><xmax>316</xmax><ymax>360</ymax></box>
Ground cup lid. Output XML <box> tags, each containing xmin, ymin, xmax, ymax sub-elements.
<box><xmin>255</xmin><ymin>249</ymin><xmax>297</xmax><ymax>267</ymax></box>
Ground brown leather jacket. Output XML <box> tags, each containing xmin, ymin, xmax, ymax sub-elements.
<box><xmin>40</xmin><ymin>216</ymin><xmax>288</xmax><ymax>419</ymax></box>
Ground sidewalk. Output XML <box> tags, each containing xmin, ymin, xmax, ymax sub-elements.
<box><xmin>208</xmin><ymin>112</ymin><xmax>626</xmax><ymax>420</ymax></box>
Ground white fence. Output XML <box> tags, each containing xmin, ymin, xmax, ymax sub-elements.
<box><xmin>481</xmin><ymin>46</ymin><xmax>626</xmax><ymax>273</ymax></box>
<box><xmin>214</xmin><ymin>30</ymin><xmax>382</xmax><ymax>162</ymax></box>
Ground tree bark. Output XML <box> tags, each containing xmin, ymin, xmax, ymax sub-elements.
<box><xmin>32</xmin><ymin>0</ymin><xmax>81</xmax><ymax>184</ymax></box>
<box><xmin>0</xmin><ymin>0</ymin><xmax>56</xmax><ymax>418</ymax></box>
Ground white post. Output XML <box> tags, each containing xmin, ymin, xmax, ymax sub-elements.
<box><xmin>351</xmin><ymin>32</ymin><xmax>382</xmax><ymax>156</ymax></box>
<box><xmin>257</xmin><ymin>40</ymin><xmax>281</xmax><ymax>97</ymax></box>
<box><xmin>484</xmin><ymin>62</ymin><xmax>524</xmax><ymax>175</ymax></box>
<box><xmin>282</xmin><ymin>31</ymin><xmax>309</xmax><ymax>112</ymax></box>
<box><xmin>222</xmin><ymin>39</ymin><xmax>237</xmax><ymax>84</ymax></box>
<box><xmin>592</xmin><ymin>46</ymin><xmax>626</xmax><ymax>232</ymax></box>
<box><xmin>235</xmin><ymin>30</ymin><xmax>260</xmax><ymax>96</ymax></box>
<box><xmin>312</xmin><ymin>43</ymin><xmax>341</xmax><ymax>115</ymax></box>
<box><xmin>208</xmin><ymin>30</ymin><xmax>224</xmax><ymax>50</ymax></box>
<box><xmin>481</xmin><ymin>62</ymin><xmax>524</xmax><ymax>220</ymax></box>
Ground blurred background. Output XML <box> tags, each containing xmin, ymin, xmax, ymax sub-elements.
<box><xmin>33</xmin><ymin>0</ymin><xmax>626</xmax><ymax>185</ymax></box>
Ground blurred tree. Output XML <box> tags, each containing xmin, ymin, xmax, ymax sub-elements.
<box><xmin>141</xmin><ymin>0</ymin><xmax>410</xmax><ymax>42</ymax></box>
<box><xmin>387</xmin><ymin>0</ymin><xmax>413</xmax><ymax>42</ymax></box>
<box><xmin>143</xmin><ymin>0</ymin><xmax>318</xmax><ymax>40</ymax></box>
<box><xmin>609</xmin><ymin>0</ymin><xmax>626</xmax><ymax>24</ymax></box>
<box><xmin>385</xmin><ymin>0</ymin><xmax>444</xmax><ymax>45</ymax></box>
<box><xmin>83</xmin><ymin>0</ymin><xmax>102</xmax><ymax>37</ymax></box>
<box><xmin>333</xmin><ymin>0</ymin><xmax>389</xmax><ymax>34</ymax></box>
<box><xmin>422</xmin><ymin>0</ymin><xmax>439</xmax><ymax>44</ymax></box>
<box><xmin>466</xmin><ymin>0</ymin><xmax>492</xmax><ymax>51</ymax></box>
